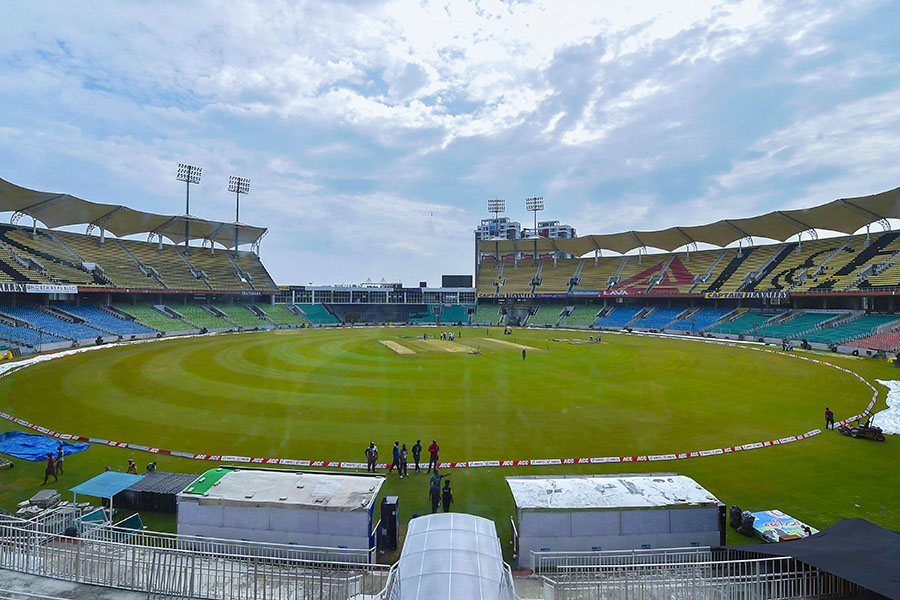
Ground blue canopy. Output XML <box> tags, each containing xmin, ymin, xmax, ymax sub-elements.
<box><xmin>70</xmin><ymin>471</ymin><xmax>144</xmax><ymax>499</ymax></box>
<box><xmin>0</xmin><ymin>431</ymin><xmax>89</xmax><ymax>461</ymax></box>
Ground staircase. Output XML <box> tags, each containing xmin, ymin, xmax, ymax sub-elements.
<box><xmin>646</xmin><ymin>254</ymin><xmax>675</xmax><ymax>292</ymax></box>
<box><xmin>704</xmin><ymin>249</ymin><xmax>754</xmax><ymax>292</ymax></box>
<box><xmin>738</xmin><ymin>243</ymin><xmax>796</xmax><ymax>291</ymax></box>
<box><xmin>117</xmin><ymin>240</ymin><xmax>168</xmax><ymax>289</ymax></box>
<box><xmin>568</xmin><ymin>260</ymin><xmax>585</xmax><ymax>292</ymax></box>
<box><xmin>607</xmin><ymin>257</ymin><xmax>629</xmax><ymax>289</ymax></box>
<box><xmin>689</xmin><ymin>250</ymin><xmax>728</xmax><ymax>293</ymax></box>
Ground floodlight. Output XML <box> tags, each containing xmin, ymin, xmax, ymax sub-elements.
<box><xmin>487</xmin><ymin>198</ymin><xmax>506</xmax><ymax>214</ymax></box>
<box><xmin>228</xmin><ymin>175</ymin><xmax>251</xmax><ymax>195</ymax></box>
<box><xmin>525</xmin><ymin>196</ymin><xmax>544</xmax><ymax>212</ymax></box>
<box><xmin>176</xmin><ymin>163</ymin><xmax>203</xmax><ymax>254</ymax></box>
<box><xmin>177</xmin><ymin>163</ymin><xmax>202</xmax><ymax>184</ymax></box>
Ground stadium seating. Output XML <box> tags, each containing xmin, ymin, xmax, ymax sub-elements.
<box><xmin>0</xmin><ymin>306</ymin><xmax>105</xmax><ymax>341</ymax></box>
<box><xmin>259</xmin><ymin>304</ymin><xmax>307</xmax><ymax>326</ymax></box>
<box><xmin>707</xmin><ymin>311</ymin><xmax>778</xmax><ymax>335</ymax></box>
<box><xmin>804</xmin><ymin>314</ymin><xmax>900</xmax><ymax>345</ymax></box>
<box><xmin>1</xmin><ymin>228</ymin><xmax>97</xmax><ymax>286</ymax></box>
<box><xmin>296</xmin><ymin>304</ymin><xmax>340</xmax><ymax>324</ymax></box>
<box><xmin>575</xmin><ymin>258</ymin><xmax>622</xmax><ymax>291</ymax></box>
<box><xmin>753</xmin><ymin>312</ymin><xmax>844</xmax><ymax>339</ymax></box>
<box><xmin>113</xmin><ymin>304</ymin><xmax>189</xmax><ymax>332</ymax></box>
<box><xmin>559</xmin><ymin>306</ymin><xmax>599</xmax><ymax>327</ymax></box>
<box><xmin>439</xmin><ymin>305</ymin><xmax>470</xmax><ymax>324</ymax></box>
<box><xmin>847</xmin><ymin>332</ymin><xmax>900</xmax><ymax>352</ymax></box>
<box><xmin>536</xmin><ymin>259</ymin><xmax>579</xmax><ymax>292</ymax></box>
<box><xmin>233</xmin><ymin>252</ymin><xmax>278</xmax><ymax>292</ymax></box>
<box><xmin>55</xmin><ymin>304</ymin><xmax>154</xmax><ymax>336</ymax></box>
<box><xmin>630</xmin><ymin>306</ymin><xmax>687</xmax><ymax>329</ymax></box>
<box><xmin>527</xmin><ymin>305</ymin><xmax>564</xmax><ymax>326</ymax></box>
<box><xmin>0</xmin><ymin>322</ymin><xmax>64</xmax><ymax>346</ymax></box>
<box><xmin>56</xmin><ymin>232</ymin><xmax>162</xmax><ymax>289</ymax></box>
<box><xmin>408</xmin><ymin>306</ymin><xmax>438</xmax><ymax>323</ymax></box>
<box><xmin>667</xmin><ymin>308</ymin><xmax>733</xmax><ymax>332</ymax></box>
<box><xmin>180</xmin><ymin>251</ymin><xmax>248</xmax><ymax>292</ymax></box>
<box><xmin>594</xmin><ymin>306</ymin><xmax>642</xmax><ymax>328</ymax></box>
<box><xmin>471</xmin><ymin>304</ymin><xmax>501</xmax><ymax>325</ymax></box>
<box><xmin>213</xmin><ymin>304</ymin><xmax>268</xmax><ymax>328</ymax></box>
<box><xmin>174</xmin><ymin>305</ymin><xmax>233</xmax><ymax>329</ymax></box>
<box><xmin>498</xmin><ymin>263</ymin><xmax>539</xmax><ymax>294</ymax></box>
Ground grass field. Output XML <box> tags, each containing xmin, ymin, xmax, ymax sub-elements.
<box><xmin>1</xmin><ymin>326</ymin><xmax>898</xmax><ymax>565</ymax></box>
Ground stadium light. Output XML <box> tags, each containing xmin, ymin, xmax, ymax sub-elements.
<box><xmin>228</xmin><ymin>175</ymin><xmax>251</xmax><ymax>257</ymax></box>
<box><xmin>526</xmin><ymin>196</ymin><xmax>544</xmax><ymax>264</ymax></box>
<box><xmin>487</xmin><ymin>199</ymin><xmax>506</xmax><ymax>239</ymax></box>
<box><xmin>176</xmin><ymin>163</ymin><xmax>202</xmax><ymax>254</ymax></box>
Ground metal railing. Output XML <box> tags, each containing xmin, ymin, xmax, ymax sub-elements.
<box><xmin>541</xmin><ymin>555</ymin><xmax>857</xmax><ymax>600</ymax></box>
<box><xmin>532</xmin><ymin>546</ymin><xmax>712</xmax><ymax>574</ymax></box>
<box><xmin>0</xmin><ymin>519</ymin><xmax>388</xmax><ymax>600</ymax></box>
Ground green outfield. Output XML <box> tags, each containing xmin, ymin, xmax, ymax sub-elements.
<box><xmin>1</xmin><ymin>327</ymin><xmax>898</xmax><ymax>564</ymax></box>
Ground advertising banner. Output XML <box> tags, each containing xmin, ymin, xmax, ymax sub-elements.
<box><xmin>705</xmin><ymin>291</ymin><xmax>789</xmax><ymax>299</ymax></box>
<box><xmin>26</xmin><ymin>284</ymin><xmax>78</xmax><ymax>294</ymax></box>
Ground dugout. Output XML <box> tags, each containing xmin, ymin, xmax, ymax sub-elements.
<box><xmin>176</xmin><ymin>466</ymin><xmax>384</xmax><ymax>553</ymax></box>
<box><xmin>507</xmin><ymin>474</ymin><xmax>724</xmax><ymax>565</ymax></box>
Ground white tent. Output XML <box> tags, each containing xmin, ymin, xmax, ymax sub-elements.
<box><xmin>389</xmin><ymin>513</ymin><xmax>516</xmax><ymax>600</ymax></box>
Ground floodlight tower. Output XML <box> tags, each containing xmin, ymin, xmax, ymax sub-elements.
<box><xmin>228</xmin><ymin>175</ymin><xmax>250</xmax><ymax>258</ymax></box>
<box><xmin>176</xmin><ymin>163</ymin><xmax>202</xmax><ymax>255</ymax></box>
<box><xmin>525</xmin><ymin>196</ymin><xmax>544</xmax><ymax>264</ymax></box>
<box><xmin>487</xmin><ymin>198</ymin><xmax>506</xmax><ymax>231</ymax></box>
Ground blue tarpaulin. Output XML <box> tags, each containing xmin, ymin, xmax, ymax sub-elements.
<box><xmin>70</xmin><ymin>471</ymin><xmax>144</xmax><ymax>499</ymax></box>
<box><xmin>0</xmin><ymin>431</ymin><xmax>89</xmax><ymax>461</ymax></box>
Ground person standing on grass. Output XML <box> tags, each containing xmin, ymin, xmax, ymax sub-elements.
<box><xmin>365</xmin><ymin>442</ymin><xmax>378</xmax><ymax>473</ymax></box>
<box><xmin>441</xmin><ymin>480</ymin><xmax>453</xmax><ymax>513</ymax></box>
<box><xmin>126</xmin><ymin>458</ymin><xmax>138</xmax><ymax>474</ymax></box>
<box><xmin>522</xmin><ymin>348</ymin><xmax>526</xmax><ymax>360</ymax></box>
<box><xmin>389</xmin><ymin>441</ymin><xmax>401</xmax><ymax>477</ymax></box>
<box><xmin>825</xmin><ymin>407</ymin><xmax>834</xmax><ymax>430</ymax></box>
<box><xmin>429</xmin><ymin>481</ymin><xmax>441</xmax><ymax>513</ymax></box>
<box><xmin>400</xmin><ymin>443</ymin><xmax>409</xmax><ymax>478</ymax></box>
<box><xmin>55</xmin><ymin>445</ymin><xmax>64</xmax><ymax>476</ymax></box>
<box><xmin>427</xmin><ymin>439</ymin><xmax>440</xmax><ymax>474</ymax></box>
<box><xmin>41</xmin><ymin>452</ymin><xmax>57</xmax><ymax>485</ymax></box>
<box><xmin>412</xmin><ymin>440</ymin><xmax>422</xmax><ymax>474</ymax></box>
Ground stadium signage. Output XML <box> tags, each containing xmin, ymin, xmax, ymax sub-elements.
<box><xmin>24</xmin><ymin>284</ymin><xmax>78</xmax><ymax>294</ymax></box>
<box><xmin>0</xmin><ymin>283</ymin><xmax>74</xmax><ymax>294</ymax></box>
<box><xmin>570</xmin><ymin>290</ymin><xmax>630</xmax><ymax>296</ymax></box>
<box><xmin>704</xmin><ymin>291</ymin><xmax>788</xmax><ymax>299</ymax></box>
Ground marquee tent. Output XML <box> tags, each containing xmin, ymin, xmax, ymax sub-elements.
<box><xmin>0</xmin><ymin>177</ymin><xmax>267</xmax><ymax>250</ymax></box>
<box><xmin>479</xmin><ymin>186</ymin><xmax>900</xmax><ymax>256</ymax></box>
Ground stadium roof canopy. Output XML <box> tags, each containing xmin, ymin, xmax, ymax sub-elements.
<box><xmin>479</xmin><ymin>186</ymin><xmax>900</xmax><ymax>256</ymax></box>
<box><xmin>0</xmin><ymin>177</ymin><xmax>267</xmax><ymax>249</ymax></box>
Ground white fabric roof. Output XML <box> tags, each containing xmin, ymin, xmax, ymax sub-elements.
<box><xmin>0</xmin><ymin>177</ymin><xmax>267</xmax><ymax>249</ymax></box>
<box><xmin>394</xmin><ymin>513</ymin><xmax>514</xmax><ymax>600</ymax></box>
<box><xmin>479</xmin><ymin>186</ymin><xmax>900</xmax><ymax>256</ymax></box>
<box><xmin>506</xmin><ymin>474</ymin><xmax>720</xmax><ymax>510</ymax></box>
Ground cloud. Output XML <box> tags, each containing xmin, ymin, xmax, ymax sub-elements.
<box><xmin>0</xmin><ymin>0</ymin><xmax>898</xmax><ymax>284</ymax></box>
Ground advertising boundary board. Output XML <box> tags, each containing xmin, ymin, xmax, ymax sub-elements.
<box><xmin>0</xmin><ymin>328</ymin><xmax>882</xmax><ymax>470</ymax></box>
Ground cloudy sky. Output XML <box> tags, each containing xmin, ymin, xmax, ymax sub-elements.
<box><xmin>2</xmin><ymin>0</ymin><xmax>899</xmax><ymax>286</ymax></box>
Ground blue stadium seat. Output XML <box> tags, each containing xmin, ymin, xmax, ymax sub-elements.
<box><xmin>0</xmin><ymin>306</ymin><xmax>106</xmax><ymax>341</ymax></box>
<box><xmin>55</xmin><ymin>304</ymin><xmax>154</xmax><ymax>336</ymax></box>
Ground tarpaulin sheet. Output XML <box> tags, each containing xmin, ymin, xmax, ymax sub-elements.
<box><xmin>873</xmin><ymin>379</ymin><xmax>900</xmax><ymax>435</ymax></box>
<box><xmin>0</xmin><ymin>431</ymin><xmax>89</xmax><ymax>461</ymax></box>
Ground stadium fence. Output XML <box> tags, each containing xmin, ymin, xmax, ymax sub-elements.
<box><xmin>537</xmin><ymin>550</ymin><xmax>857</xmax><ymax>600</ymax></box>
<box><xmin>0</xmin><ymin>518</ymin><xmax>387</xmax><ymax>600</ymax></box>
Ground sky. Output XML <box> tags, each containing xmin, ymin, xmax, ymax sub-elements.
<box><xmin>2</xmin><ymin>0</ymin><xmax>899</xmax><ymax>286</ymax></box>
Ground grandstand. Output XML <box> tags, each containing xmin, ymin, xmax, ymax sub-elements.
<box><xmin>296</xmin><ymin>304</ymin><xmax>340</xmax><ymax>324</ymax></box>
<box><xmin>630</xmin><ymin>306</ymin><xmax>687</xmax><ymax>329</ymax></box>
<box><xmin>559</xmin><ymin>305</ymin><xmax>599</xmax><ymax>327</ymax></box>
<box><xmin>667</xmin><ymin>307</ymin><xmax>734</xmax><ymax>332</ymax></box>
<box><xmin>594</xmin><ymin>306</ymin><xmax>642</xmax><ymax>329</ymax></box>
<box><xmin>55</xmin><ymin>303</ymin><xmax>154</xmax><ymax>336</ymax></box>
<box><xmin>113</xmin><ymin>304</ymin><xmax>189</xmax><ymax>332</ymax></box>
<box><xmin>174</xmin><ymin>304</ymin><xmax>233</xmax><ymax>329</ymax></box>
<box><xmin>213</xmin><ymin>303</ymin><xmax>268</xmax><ymax>328</ymax></box>
<box><xmin>753</xmin><ymin>311</ymin><xmax>844</xmax><ymax>340</ymax></box>
<box><xmin>0</xmin><ymin>305</ymin><xmax>105</xmax><ymax>341</ymax></box>
<box><xmin>438</xmin><ymin>304</ymin><xmax>469</xmax><ymax>324</ymax></box>
<box><xmin>471</xmin><ymin>304</ymin><xmax>502</xmax><ymax>325</ymax></box>
<box><xmin>259</xmin><ymin>303</ymin><xmax>307</xmax><ymax>326</ymax></box>
<box><xmin>847</xmin><ymin>331</ymin><xmax>900</xmax><ymax>352</ymax></box>
<box><xmin>805</xmin><ymin>314</ymin><xmax>900</xmax><ymax>345</ymax></box>
<box><xmin>527</xmin><ymin>304</ymin><xmax>564</xmax><ymax>326</ymax></box>
<box><xmin>408</xmin><ymin>306</ymin><xmax>438</xmax><ymax>323</ymax></box>
<box><xmin>706</xmin><ymin>311</ymin><xmax>778</xmax><ymax>335</ymax></box>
